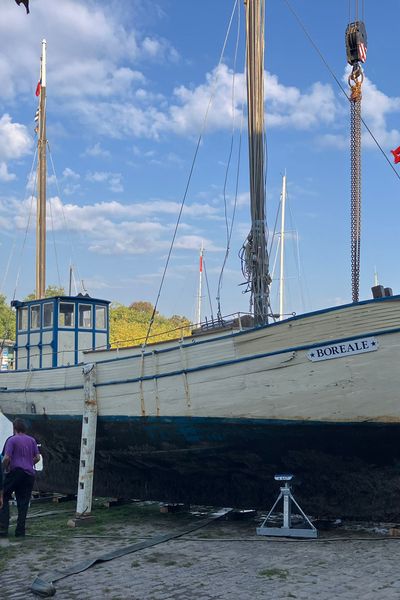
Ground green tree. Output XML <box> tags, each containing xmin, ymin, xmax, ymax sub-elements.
<box><xmin>24</xmin><ymin>285</ymin><xmax>66</xmax><ymax>301</ymax></box>
<box><xmin>0</xmin><ymin>294</ymin><xmax>16</xmax><ymax>340</ymax></box>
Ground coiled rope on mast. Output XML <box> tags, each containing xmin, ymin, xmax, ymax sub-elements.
<box><xmin>242</xmin><ymin>0</ymin><xmax>271</xmax><ymax>325</ymax></box>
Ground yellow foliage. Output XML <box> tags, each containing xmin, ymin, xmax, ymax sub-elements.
<box><xmin>109</xmin><ymin>302</ymin><xmax>191</xmax><ymax>348</ymax></box>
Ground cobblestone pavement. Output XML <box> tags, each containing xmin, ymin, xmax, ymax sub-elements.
<box><xmin>1</xmin><ymin>503</ymin><xmax>400</xmax><ymax>599</ymax></box>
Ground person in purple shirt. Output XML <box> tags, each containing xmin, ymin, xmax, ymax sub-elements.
<box><xmin>0</xmin><ymin>419</ymin><xmax>40</xmax><ymax>537</ymax></box>
<box><xmin>0</xmin><ymin>459</ymin><xmax>3</xmax><ymax>511</ymax></box>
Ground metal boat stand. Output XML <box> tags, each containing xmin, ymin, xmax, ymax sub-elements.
<box><xmin>256</xmin><ymin>475</ymin><xmax>317</xmax><ymax>538</ymax></box>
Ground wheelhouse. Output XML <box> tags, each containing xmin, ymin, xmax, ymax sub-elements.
<box><xmin>11</xmin><ymin>294</ymin><xmax>110</xmax><ymax>370</ymax></box>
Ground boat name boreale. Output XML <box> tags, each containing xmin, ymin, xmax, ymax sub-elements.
<box><xmin>307</xmin><ymin>337</ymin><xmax>378</xmax><ymax>362</ymax></box>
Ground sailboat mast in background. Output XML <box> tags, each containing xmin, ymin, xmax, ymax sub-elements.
<box><xmin>195</xmin><ymin>243</ymin><xmax>204</xmax><ymax>328</ymax></box>
<box><xmin>243</xmin><ymin>0</ymin><xmax>271</xmax><ymax>326</ymax></box>
<box><xmin>36</xmin><ymin>39</ymin><xmax>47</xmax><ymax>300</ymax></box>
<box><xmin>279</xmin><ymin>173</ymin><xmax>287</xmax><ymax>321</ymax></box>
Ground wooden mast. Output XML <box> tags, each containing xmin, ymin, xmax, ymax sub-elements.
<box><xmin>35</xmin><ymin>39</ymin><xmax>47</xmax><ymax>300</ymax></box>
<box><xmin>244</xmin><ymin>0</ymin><xmax>270</xmax><ymax>325</ymax></box>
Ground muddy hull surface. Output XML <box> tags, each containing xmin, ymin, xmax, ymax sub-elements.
<box><xmin>4</xmin><ymin>413</ymin><xmax>400</xmax><ymax>520</ymax></box>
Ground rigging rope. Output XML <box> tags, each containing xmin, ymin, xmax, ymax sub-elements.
<box><xmin>46</xmin><ymin>147</ymin><xmax>62</xmax><ymax>289</ymax></box>
<box><xmin>12</xmin><ymin>155</ymin><xmax>38</xmax><ymax>302</ymax></box>
<box><xmin>47</xmin><ymin>143</ymin><xmax>85</xmax><ymax>293</ymax></box>
<box><xmin>282</xmin><ymin>0</ymin><xmax>400</xmax><ymax>183</ymax></box>
<box><xmin>216</xmin><ymin>0</ymin><xmax>242</xmax><ymax>320</ymax></box>
<box><xmin>143</xmin><ymin>0</ymin><xmax>240</xmax><ymax>347</ymax></box>
<box><xmin>2</xmin><ymin>146</ymin><xmax>38</xmax><ymax>300</ymax></box>
<box><xmin>241</xmin><ymin>0</ymin><xmax>271</xmax><ymax>325</ymax></box>
<box><xmin>203</xmin><ymin>255</ymin><xmax>215</xmax><ymax>321</ymax></box>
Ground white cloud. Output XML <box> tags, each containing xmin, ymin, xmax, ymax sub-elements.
<box><xmin>174</xmin><ymin>235</ymin><xmax>222</xmax><ymax>251</ymax></box>
<box><xmin>70</xmin><ymin>64</ymin><xmax>340</xmax><ymax>140</ymax></box>
<box><xmin>318</xmin><ymin>133</ymin><xmax>347</xmax><ymax>149</ymax></box>
<box><xmin>0</xmin><ymin>114</ymin><xmax>33</xmax><ymax>181</ymax></box>
<box><xmin>63</xmin><ymin>183</ymin><xmax>81</xmax><ymax>197</ymax></box>
<box><xmin>0</xmin><ymin>0</ymin><xmax>179</xmax><ymax>105</ymax></box>
<box><xmin>0</xmin><ymin>162</ymin><xmax>16</xmax><ymax>182</ymax></box>
<box><xmin>8</xmin><ymin>196</ymin><xmax>223</xmax><ymax>256</ymax></box>
<box><xmin>142</xmin><ymin>36</ymin><xmax>179</xmax><ymax>63</ymax></box>
<box><xmin>86</xmin><ymin>171</ymin><xmax>123</xmax><ymax>193</ymax></box>
<box><xmin>318</xmin><ymin>70</ymin><xmax>400</xmax><ymax>150</ymax></box>
<box><xmin>63</xmin><ymin>167</ymin><xmax>80</xmax><ymax>180</ymax></box>
<box><xmin>0</xmin><ymin>114</ymin><xmax>33</xmax><ymax>160</ymax></box>
<box><xmin>165</xmin><ymin>64</ymin><xmax>245</xmax><ymax>136</ymax></box>
<box><xmin>235</xmin><ymin>192</ymin><xmax>250</xmax><ymax>208</ymax></box>
<box><xmin>2</xmin><ymin>0</ymin><xmax>398</xmax><ymax>157</ymax></box>
<box><xmin>266</xmin><ymin>77</ymin><xmax>337</xmax><ymax>129</ymax></box>
<box><xmin>361</xmin><ymin>76</ymin><xmax>400</xmax><ymax>148</ymax></box>
<box><xmin>84</xmin><ymin>143</ymin><xmax>110</xmax><ymax>158</ymax></box>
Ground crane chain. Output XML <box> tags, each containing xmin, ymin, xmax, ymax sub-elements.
<box><xmin>349</xmin><ymin>66</ymin><xmax>363</xmax><ymax>303</ymax></box>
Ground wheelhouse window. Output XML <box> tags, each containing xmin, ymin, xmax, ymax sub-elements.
<box><xmin>95</xmin><ymin>305</ymin><xmax>106</xmax><ymax>330</ymax></box>
<box><xmin>30</xmin><ymin>305</ymin><xmax>41</xmax><ymax>330</ymax></box>
<box><xmin>43</xmin><ymin>302</ymin><xmax>53</xmax><ymax>328</ymax></box>
<box><xmin>59</xmin><ymin>303</ymin><xmax>74</xmax><ymax>328</ymax></box>
<box><xmin>18</xmin><ymin>307</ymin><xmax>28</xmax><ymax>331</ymax></box>
<box><xmin>79</xmin><ymin>304</ymin><xmax>92</xmax><ymax>329</ymax></box>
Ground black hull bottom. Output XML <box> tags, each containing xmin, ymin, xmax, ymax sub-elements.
<box><xmin>6</xmin><ymin>414</ymin><xmax>400</xmax><ymax>520</ymax></box>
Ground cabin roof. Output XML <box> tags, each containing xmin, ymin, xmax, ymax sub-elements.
<box><xmin>11</xmin><ymin>295</ymin><xmax>111</xmax><ymax>308</ymax></box>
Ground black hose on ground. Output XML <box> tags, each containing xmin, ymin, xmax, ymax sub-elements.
<box><xmin>31</xmin><ymin>508</ymin><xmax>232</xmax><ymax>597</ymax></box>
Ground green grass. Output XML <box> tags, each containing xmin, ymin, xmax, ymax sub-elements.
<box><xmin>131</xmin><ymin>560</ymin><xmax>141</xmax><ymax>567</ymax></box>
<box><xmin>258</xmin><ymin>568</ymin><xmax>289</xmax><ymax>580</ymax></box>
<box><xmin>1</xmin><ymin>500</ymin><xmax>175</xmax><ymax>574</ymax></box>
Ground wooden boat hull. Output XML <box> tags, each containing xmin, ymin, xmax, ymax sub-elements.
<box><xmin>4</xmin><ymin>413</ymin><xmax>400</xmax><ymax>519</ymax></box>
<box><xmin>2</xmin><ymin>296</ymin><xmax>400</xmax><ymax>518</ymax></box>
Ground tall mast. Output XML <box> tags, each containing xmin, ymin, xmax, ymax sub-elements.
<box><xmin>35</xmin><ymin>39</ymin><xmax>47</xmax><ymax>300</ymax></box>
<box><xmin>195</xmin><ymin>243</ymin><xmax>204</xmax><ymax>328</ymax></box>
<box><xmin>244</xmin><ymin>0</ymin><xmax>270</xmax><ymax>325</ymax></box>
<box><xmin>279</xmin><ymin>172</ymin><xmax>287</xmax><ymax>321</ymax></box>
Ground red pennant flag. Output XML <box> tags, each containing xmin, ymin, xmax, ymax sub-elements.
<box><xmin>15</xmin><ymin>0</ymin><xmax>29</xmax><ymax>14</ymax></box>
<box><xmin>391</xmin><ymin>146</ymin><xmax>400</xmax><ymax>164</ymax></box>
<box><xmin>35</xmin><ymin>81</ymin><xmax>41</xmax><ymax>97</ymax></box>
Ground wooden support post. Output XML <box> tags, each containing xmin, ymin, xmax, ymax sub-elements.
<box><xmin>76</xmin><ymin>363</ymin><xmax>98</xmax><ymax>518</ymax></box>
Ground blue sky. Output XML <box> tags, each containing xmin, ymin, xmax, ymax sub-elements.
<box><xmin>0</xmin><ymin>0</ymin><xmax>399</xmax><ymax>323</ymax></box>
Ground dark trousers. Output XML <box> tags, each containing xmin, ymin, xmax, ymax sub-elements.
<box><xmin>0</xmin><ymin>468</ymin><xmax>35</xmax><ymax>535</ymax></box>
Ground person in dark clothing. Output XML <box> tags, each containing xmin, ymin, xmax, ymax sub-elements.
<box><xmin>0</xmin><ymin>459</ymin><xmax>3</xmax><ymax>511</ymax></box>
<box><xmin>0</xmin><ymin>419</ymin><xmax>40</xmax><ymax>537</ymax></box>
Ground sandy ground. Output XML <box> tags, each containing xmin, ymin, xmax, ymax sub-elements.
<box><xmin>1</xmin><ymin>501</ymin><xmax>400</xmax><ymax>599</ymax></box>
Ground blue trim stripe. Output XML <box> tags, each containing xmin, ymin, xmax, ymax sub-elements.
<box><xmin>0</xmin><ymin>384</ymin><xmax>84</xmax><ymax>394</ymax></box>
<box><xmin>1</xmin><ymin>325</ymin><xmax>398</xmax><ymax>394</ymax></box>
<box><xmin>93</xmin><ymin>294</ymin><xmax>400</xmax><ymax>366</ymax></box>
<box><xmin>95</xmin><ymin>326</ymin><xmax>396</xmax><ymax>388</ymax></box>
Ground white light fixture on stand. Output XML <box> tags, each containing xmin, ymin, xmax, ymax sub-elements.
<box><xmin>256</xmin><ymin>474</ymin><xmax>317</xmax><ymax>538</ymax></box>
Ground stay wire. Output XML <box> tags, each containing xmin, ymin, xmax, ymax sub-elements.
<box><xmin>203</xmin><ymin>256</ymin><xmax>215</xmax><ymax>320</ymax></box>
<box><xmin>282</xmin><ymin>0</ymin><xmax>400</xmax><ymax>183</ymax></box>
<box><xmin>216</xmin><ymin>0</ymin><xmax>243</xmax><ymax>318</ymax></box>
<box><xmin>144</xmin><ymin>0</ymin><xmax>240</xmax><ymax>346</ymax></box>
<box><xmin>12</xmin><ymin>149</ymin><xmax>39</xmax><ymax>302</ymax></box>
<box><xmin>47</xmin><ymin>143</ymin><xmax>85</xmax><ymax>292</ymax></box>
<box><xmin>2</xmin><ymin>147</ymin><xmax>38</xmax><ymax>300</ymax></box>
<box><xmin>46</xmin><ymin>151</ymin><xmax>62</xmax><ymax>289</ymax></box>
